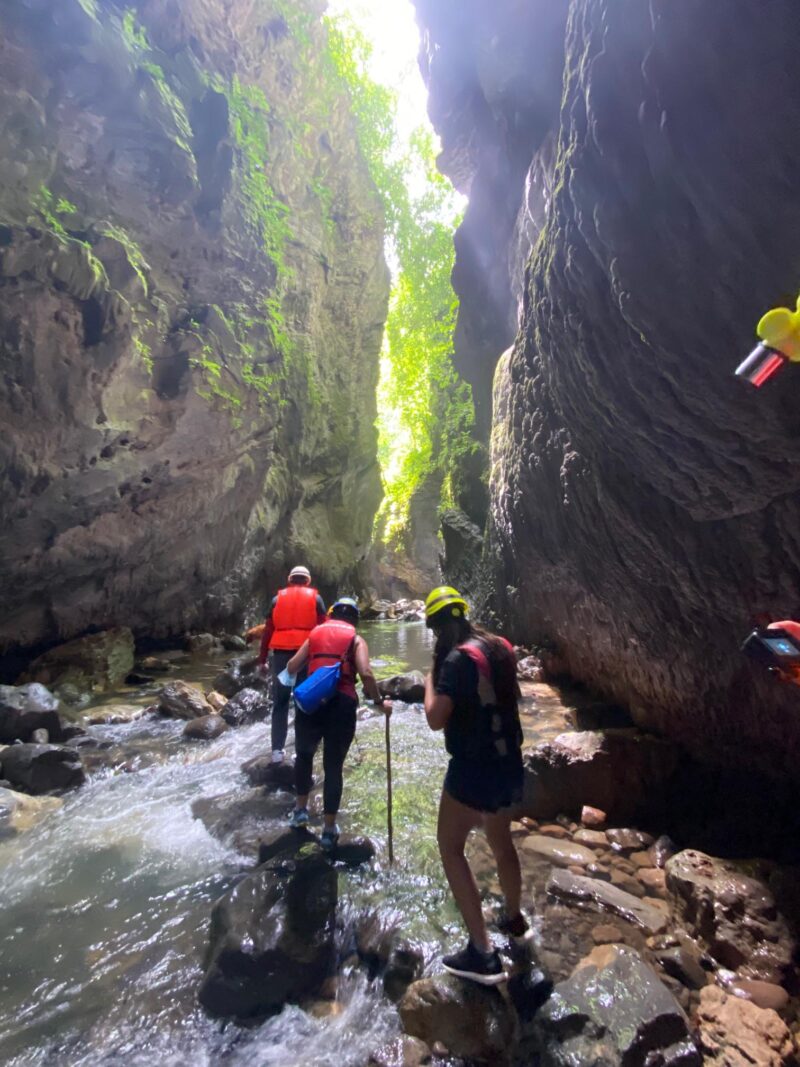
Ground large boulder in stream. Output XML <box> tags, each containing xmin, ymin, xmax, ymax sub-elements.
<box><xmin>0</xmin><ymin>683</ymin><xmax>64</xmax><ymax>743</ymax></box>
<box><xmin>21</xmin><ymin>629</ymin><xmax>135</xmax><ymax>695</ymax></box>
<box><xmin>183</xmin><ymin>714</ymin><xmax>228</xmax><ymax>741</ymax></box>
<box><xmin>157</xmin><ymin>681</ymin><xmax>212</xmax><ymax>720</ymax></box>
<box><xmin>199</xmin><ymin>843</ymin><xmax>337</xmax><ymax>1018</ymax></box>
<box><xmin>399</xmin><ymin>975</ymin><xmax>514</xmax><ymax>1062</ymax></box>
<box><xmin>221</xmin><ymin>688</ymin><xmax>269</xmax><ymax>727</ymax></box>
<box><xmin>666</xmin><ymin>850</ymin><xmax>796</xmax><ymax>983</ymax></box>
<box><xmin>534</xmin><ymin>945</ymin><xmax>700</xmax><ymax>1065</ymax></box>
<box><xmin>242</xmin><ymin>755</ymin><xmax>295</xmax><ymax>791</ymax></box>
<box><xmin>0</xmin><ymin>743</ymin><xmax>85</xmax><ymax>794</ymax></box>
<box><xmin>520</xmin><ymin>729</ymin><xmax>681</xmax><ymax>823</ymax></box>
<box><xmin>213</xmin><ymin>657</ymin><xmax>271</xmax><ymax>700</ymax></box>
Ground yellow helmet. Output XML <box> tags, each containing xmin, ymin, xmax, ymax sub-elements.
<box><xmin>424</xmin><ymin>586</ymin><xmax>468</xmax><ymax>627</ymax></box>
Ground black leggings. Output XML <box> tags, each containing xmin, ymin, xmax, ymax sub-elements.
<box><xmin>294</xmin><ymin>693</ymin><xmax>357</xmax><ymax>815</ymax></box>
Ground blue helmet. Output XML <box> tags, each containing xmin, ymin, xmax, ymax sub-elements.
<box><xmin>330</xmin><ymin>596</ymin><xmax>359</xmax><ymax>622</ymax></box>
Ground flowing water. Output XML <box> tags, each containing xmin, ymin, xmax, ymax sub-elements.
<box><xmin>0</xmin><ymin>622</ymin><xmax>481</xmax><ymax>1066</ymax></box>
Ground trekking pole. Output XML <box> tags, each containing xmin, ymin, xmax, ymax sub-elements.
<box><xmin>385</xmin><ymin>708</ymin><xmax>394</xmax><ymax>865</ymax></box>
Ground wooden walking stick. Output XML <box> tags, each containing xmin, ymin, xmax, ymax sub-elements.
<box><xmin>385</xmin><ymin>708</ymin><xmax>394</xmax><ymax>865</ymax></box>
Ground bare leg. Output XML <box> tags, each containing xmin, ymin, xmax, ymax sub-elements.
<box><xmin>437</xmin><ymin>789</ymin><xmax>490</xmax><ymax>951</ymax></box>
<box><xmin>483</xmin><ymin>811</ymin><xmax>522</xmax><ymax>920</ymax></box>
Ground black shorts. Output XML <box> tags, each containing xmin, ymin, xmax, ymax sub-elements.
<box><xmin>444</xmin><ymin>755</ymin><xmax>524</xmax><ymax>814</ymax></box>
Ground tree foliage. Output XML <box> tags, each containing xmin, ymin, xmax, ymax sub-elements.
<box><xmin>323</xmin><ymin>17</ymin><xmax>475</xmax><ymax>547</ymax></box>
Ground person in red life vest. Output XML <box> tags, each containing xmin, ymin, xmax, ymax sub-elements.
<box><xmin>257</xmin><ymin>565</ymin><xmax>327</xmax><ymax>764</ymax></box>
<box><xmin>422</xmin><ymin>585</ymin><xmax>529</xmax><ymax>986</ymax></box>
<box><xmin>286</xmin><ymin>597</ymin><xmax>391</xmax><ymax>850</ymax></box>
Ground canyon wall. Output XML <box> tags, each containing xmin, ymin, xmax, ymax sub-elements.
<box><xmin>415</xmin><ymin>0</ymin><xmax>800</xmax><ymax>775</ymax></box>
<box><xmin>0</xmin><ymin>0</ymin><xmax>388</xmax><ymax>668</ymax></box>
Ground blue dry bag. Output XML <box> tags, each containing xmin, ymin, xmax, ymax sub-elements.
<box><xmin>294</xmin><ymin>663</ymin><xmax>341</xmax><ymax>715</ymax></box>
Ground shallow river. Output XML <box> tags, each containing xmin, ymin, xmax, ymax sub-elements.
<box><xmin>0</xmin><ymin>622</ymin><xmax>491</xmax><ymax>1066</ymax></box>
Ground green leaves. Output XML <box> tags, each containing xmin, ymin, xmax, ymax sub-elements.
<box><xmin>321</xmin><ymin>19</ymin><xmax>474</xmax><ymax>546</ymax></box>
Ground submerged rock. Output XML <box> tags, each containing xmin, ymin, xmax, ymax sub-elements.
<box><xmin>695</xmin><ymin>986</ymin><xmax>795</xmax><ymax>1066</ymax></box>
<box><xmin>183</xmin><ymin>714</ymin><xmax>228</xmax><ymax>741</ymax></box>
<box><xmin>192</xmin><ymin>789</ymin><xmax>287</xmax><ymax>853</ymax></box>
<box><xmin>399</xmin><ymin>975</ymin><xmax>513</xmax><ymax>1063</ymax></box>
<box><xmin>21</xmin><ymin>629</ymin><xmax>135</xmax><ymax>693</ymax></box>
<box><xmin>198</xmin><ymin>844</ymin><xmax>337</xmax><ymax>1018</ymax></box>
<box><xmin>367</xmin><ymin>1036</ymin><xmax>432</xmax><ymax>1067</ymax></box>
<box><xmin>521</xmin><ymin>729</ymin><xmax>680</xmax><ymax>823</ymax></box>
<box><xmin>221</xmin><ymin>687</ymin><xmax>269</xmax><ymax>727</ymax></box>
<box><xmin>535</xmin><ymin>945</ymin><xmax>700</xmax><ymax>1065</ymax></box>
<box><xmin>0</xmin><ymin>785</ymin><xmax>63</xmax><ymax>837</ymax></box>
<box><xmin>666</xmin><ymin>850</ymin><xmax>795</xmax><ymax>983</ymax></box>
<box><xmin>0</xmin><ymin>743</ymin><xmax>85</xmax><ymax>794</ymax></box>
<box><xmin>85</xmin><ymin>703</ymin><xmax>147</xmax><ymax>726</ymax></box>
<box><xmin>157</xmin><ymin>681</ymin><xmax>212</xmax><ymax>720</ymax></box>
<box><xmin>0</xmin><ymin>683</ymin><xmax>63</xmax><ymax>743</ymax></box>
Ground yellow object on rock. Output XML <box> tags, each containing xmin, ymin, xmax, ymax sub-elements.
<box><xmin>757</xmin><ymin>294</ymin><xmax>800</xmax><ymax>362</ymax></box>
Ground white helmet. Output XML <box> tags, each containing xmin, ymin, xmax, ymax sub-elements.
<box><xmin>288</xmin><ymin>565</ymin><xmax>311</xmax><ymax>583</ymax></box>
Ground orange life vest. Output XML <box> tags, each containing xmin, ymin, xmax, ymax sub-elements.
<box><xmin>269</xmin><ymin>585</ymin><xmax>319</xmax><ymax>650</ymax></box>
<box><xmin>307</xmin><ymin>619</ymin><xmax>357</xmax><ymax>698</ymax></box>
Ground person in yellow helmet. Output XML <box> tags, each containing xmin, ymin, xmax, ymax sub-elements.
<box><xmin>422</xmin><ymin>586</ymin><xmax>528</xmax><ymax>985</ymax></box>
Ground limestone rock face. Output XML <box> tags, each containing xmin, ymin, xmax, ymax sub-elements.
<box><xmin>0</xmin><ymin>0</ymin><xmax>388</xmax><ymax>666</ymax></box>
<box><xmin>695</xmin><ymin>986</ymin><xmax>796</xmax><ymax>1067</ymax></box>
<box><xmin>414</xmin><ymin>0</ymin><xmax>800</xmax><ymax>776</ymax></box>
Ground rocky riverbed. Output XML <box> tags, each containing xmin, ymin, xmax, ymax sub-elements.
<box><xmin>1</xmin><ymin>624</ymin><xmax>799</xmax><ymax>1064</ymax></box>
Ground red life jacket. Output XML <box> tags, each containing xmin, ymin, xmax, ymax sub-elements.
<box><xmin>307</xmin><ymin>619</ymin><xmax>357</xmax><ymax>699</ymax></box>
<box><xmin>447</xmin><ymin>636</ymin><xmax>522</xmax><ymax>761</ymax></box>
<box><xmin>269</xmin><ymin>585</ymin><xmax>319</xmax><ymax>650</ymax></box>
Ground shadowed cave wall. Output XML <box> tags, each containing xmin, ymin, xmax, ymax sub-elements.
<box><xmin>414</xmin><ymin>0</ymin><xmax>800</xmax><ymax>776</ymax></box>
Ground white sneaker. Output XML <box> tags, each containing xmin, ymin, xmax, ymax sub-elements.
<box><xmin>271</xmin><ymin>750</ymin><xmax>284</xmax><ymax>764</ymax></box>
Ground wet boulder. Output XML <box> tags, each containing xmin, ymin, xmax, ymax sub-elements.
<box><xmin>85</xmin><ymin>703</ymin><xmax>148</xmax><ymax>726</ymax></box>
<box><xmin>221</xmin><ymin>634</ymin><xmax>247</xmax><ymax>652</ymax></box>
<box><xmin>183</xmin><ymin>714</ymin><xmax>228</xmax><ymax>741</ymax></box>
<box><xmin>666</xmin><ymin>850</ymin><xmax>795</xmax><ymax>983</ymax></box>
<box><xmin>221</xmin><ymin>688</ymin><xmax>269</xmax><ymax>727</ymax></box>
<box><xmin>213</xmin><ymin>655</ymin><xmax>269</xmax><ymax>699</ymax></box>
<box><xmin>205</xmin><ymin>690</ymin><xmax>228</xmax><ymax>712</ymax></box>
<box><xmin>399</xmin><ymin>975</ymin><xmax>513</xmax><ymax>1062</ymax></box>
<box><xmin>21</xmin><ymin>628</ymin><xmax>135</xmax><ymax>694</ymax></box>
<box><xmin>695</xmin><ymin>986</ymin><xmax>795</xmax><ymax>1066</ymax></box>
<box><xmin>368</xmin><ymin>1036</ymin><xmax>432</xmax><ymax>1067</ymax></box>
<box><xmin>0</xmin><ymin>743</ymin><xmax>85</xmax><ymax>794</ymax></box>
<box><xmin>242</xmin><ymin>755</ymin><xmax>295</xmax><ymax>791</ymax></box>
<box><xmin>185</xmin><ymin>633</ymin><xmax>222</xmax><ymax>655</ymax></box>
<box><xmin>192</xmin><ymin>788</ymin><xmax>288</xmax><ymax>854</ymax></box>
<box><xmin>0</xmin><ymin>683</ymin><xmax>64</xmax><ymax>743</ymax></box>
<box><xmin>157</xmin><ymin>681</ymin><xmax>212</xmax><ymax>720</ymax></box>
<box><xmin>521</xmin><ymin>729</ymin><xmax>681</xmax><ymax>823</ymax></box>
<box><xmin>547</xmin><ymin>869</ymin><xmax>669</xmax><ymax>935</ymax></box>
<box><xmin>198</xmin><ymin>843</ymin><xmax>338</xmax><ymax>1018</ymax></box>
<box><xmin>0</xmin><ymin>785</ymin><xmax>63</xmax><ymax>837</ymax></box>
<box><xmin>535</xmin><ymin>945</ymin><xmax>700</xmax><ymax>1065</ymax></box>
<box><xmin>377</xmin><ymin>672</ymin><xmax>426</xmax><ymax>704</ymax></box>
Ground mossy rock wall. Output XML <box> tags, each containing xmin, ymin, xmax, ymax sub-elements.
<box><xmin>0</xmin><ymin>0</ymin><xmax>388</xmax><ymax>659</ymax></box>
